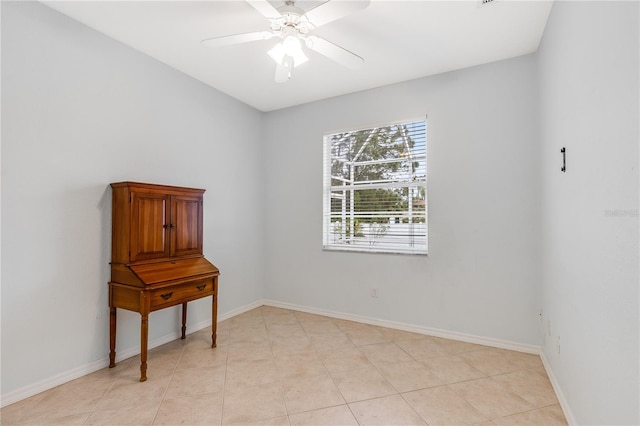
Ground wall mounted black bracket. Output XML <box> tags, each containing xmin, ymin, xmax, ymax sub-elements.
<box><xmin>561</xmin><ymin>147</ymin><xmax>566</xmax><ymax>172</ymax></box>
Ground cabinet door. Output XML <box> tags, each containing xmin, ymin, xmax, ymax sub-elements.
<box><xmin>170</xmin><ymin>195</ymin><xmax>203</xmax><ymax>257</ymax></box>
<box><xmin>130</xmin><ymin>192</ymin><xmax>171</xmax><ymax>261</ymax></box>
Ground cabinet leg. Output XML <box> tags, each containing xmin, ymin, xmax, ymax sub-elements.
<box><xmin>109</xmin><ymin>307</ymin><xmax>117</xmax><ymax>368</ymax></box>
<box><xmin>211</xmin><ymin>294</ymin><xmax>217</xmax><ymax>348</ymax></box>
<box><xmin>181</xmin><ymin>303</ymin><xmax>187</xmax><ymax>339</ymax></box>
<box><xmin>140</xmin><ymin>314</ymin><xmax>148</xmax><ymax>382</ymax></box>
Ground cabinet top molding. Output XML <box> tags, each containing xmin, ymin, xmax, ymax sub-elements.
<box><xmin>110</xmin><ymin>181</ymin><xmax>205</xmax><ymax>193</ymax></box>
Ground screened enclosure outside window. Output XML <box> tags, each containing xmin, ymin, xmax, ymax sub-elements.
<box><xmin>322</xmin><ymin>119</ymin><xmax>427</xmax><ymax>254</ymax></box>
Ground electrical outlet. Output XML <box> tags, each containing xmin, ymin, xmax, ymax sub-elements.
<box><xmin>371</xmin><ymin>288</ymin><xmax>379</xmax><ymax>298</ymax></box>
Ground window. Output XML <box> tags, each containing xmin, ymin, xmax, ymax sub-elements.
<box><xmin>323</xmin><ymin>119</ymin><xmax>427</xmax><ymax>255</ymax></box>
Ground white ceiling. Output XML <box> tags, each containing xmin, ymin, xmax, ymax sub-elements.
<box><xmin>42</xmin><ymin>0</ymin><xmax>553</xmax><ymax>112</ymax></box>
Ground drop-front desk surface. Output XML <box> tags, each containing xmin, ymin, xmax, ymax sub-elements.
<box><xmin>108</xmin><ymin>257</ymin><xmax>219</xmax><ymax>382</ymax></box>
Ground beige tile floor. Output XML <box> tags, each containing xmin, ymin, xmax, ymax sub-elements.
<box><xmin>1</xmin><ymin>307</ymin><xmax>567</xmax><ymax>425</ymax></box>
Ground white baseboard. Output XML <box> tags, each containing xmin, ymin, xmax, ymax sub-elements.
<box><xmin>218</xmin><ymin>299</ymin><xmax>265</xmax><ymax>322</ymax></box>
<box><xmin>263</xmin><ymin>299</ymin><xmax>540</xmax><ymax>355</ymax></box>
<box><xmin>540</xmin><ymin>350</ymin><xmax>577</xmax><ymax>425</ymax></box>
<box><xmin>0</xmin><ymin>299</ymin><xmax>262</xmax><ymax>408</ymax></box>
<box><xmin>0</xmin><ymin>357</ymin><xmax>111</xmax><ymax>409</ymax></box>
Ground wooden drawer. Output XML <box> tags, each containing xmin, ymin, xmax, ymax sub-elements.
<box><xmin>150</xmin><ymin>279</ymin><xmax>214</xmax><ymax>310</ymax></box>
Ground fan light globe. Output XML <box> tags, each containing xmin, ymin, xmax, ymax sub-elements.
<box><xmin>282</xmin><ymin>35</ymin><xmax>301</xmax><ymax>55</ymax></box>
<box><xmin>268</xmin><ymin>35</ymin><xmax>308</xmax><ymax>68</ymax></box>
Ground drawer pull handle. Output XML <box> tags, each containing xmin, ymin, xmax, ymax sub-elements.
<box><xmin>160</xmin><ymin>292</ymin><xmax>173</xmax><ymax>300</ymax></box>
<box><xmin>196</xmin><ymin>284</ymin><xmax>206</xmax><ymax>291</ymax></box>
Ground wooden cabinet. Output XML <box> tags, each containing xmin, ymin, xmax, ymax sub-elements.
<box><xmin>112</xmin><ymin>183</ymin><xmax>204</xmax><ymax>263</ymax></box>
<box><xmin>108</xmin><ymin>182</ymin><xmax>219</xmax><ymax>382</ymax></box>
<box><xmin>127</xmin><ymin>191</ymin><xmax>203</xmax><ymax>261</ymax></box>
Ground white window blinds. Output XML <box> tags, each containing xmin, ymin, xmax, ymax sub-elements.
<box><xmin>323</xmin><ymin>119</ymin><xmax>427</xmax><ymax>255</ymax></box>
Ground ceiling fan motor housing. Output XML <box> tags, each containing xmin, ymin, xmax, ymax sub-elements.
<box><xmin>270</xmin><ymin>1</ymin><xmax>312</xmax><ymax>34</ymax></box>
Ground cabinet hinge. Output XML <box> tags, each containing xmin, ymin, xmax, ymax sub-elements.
<box><xmin>129</xmin><ymin>194</ymin><xmax>132</xmax><ymax>203</ymax></box>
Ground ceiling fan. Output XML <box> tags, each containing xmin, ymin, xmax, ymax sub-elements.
<box><xmin>201</xmin><ymin>0</ymin><xmax>370</xmax><ymax>83</ymax></box>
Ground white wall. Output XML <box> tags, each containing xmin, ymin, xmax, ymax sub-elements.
<box><xmin>538</xmin><ymin>2</ymin><xmax>639</xmax><ymax>424</ymax></box>
<box><xmin>1</xmin><ymin>1</ymin><xmax>264</xmax><ymax>397</ymax></box>
<box><xmin>263</xmin><ymin>54</ymin><xmax>542</xmax><ymax>346</ymax></box>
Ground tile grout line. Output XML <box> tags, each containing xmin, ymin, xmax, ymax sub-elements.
<box><xmin>273</xmin><ymin>309</ymin><xmax>361</xmax><ymax>423</ymax></box>
<box><xmin>218</xmin><ymin>327</ymin><xmax>230</xmax><ymax>426</ymax></box>
<box><xmin>82</xmin><ymin>357</ymin><xmax>130</xmax><ymax>425</ymax></box>
<box><xmin>446</xmin><ymin>375</ymin><xmax>540</xmax><ymax>422</ymax></box>
<box><xmin>330</xmin><ymin>316</ymin><xmax>559</xmax><ymax>425</ymax></box>
<box><xmin>149</xmin><ymin>339</ymin><xmax>188</xmax><ymax>425</ymax></box>
<box><xmin>316</xmin><ymin>324</ymin><xmax>357</xmax><ymax>423</ymax></box>
<box><xmin>333</xmin><ymin>322</ymin><xmax>477</xmax><ymax>425</ymax></box>
<box><xmin>302</xmin><ymin>313</ymin><xmax>361</xmax><ymax>425</ymax></box>
<box><xmin>319</xmin><ymin>317</ymin><xmax>398</xmax><ymax>424</ymax></box>
<box><xmin>262</xmin><ymin>308</ymin><xmax>291</xmax><ymax>423</ymax></box>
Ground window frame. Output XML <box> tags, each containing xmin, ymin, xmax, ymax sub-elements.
<box><xmin>322</xmin><ymin>118</ymin><xmax>428</xmax><ymax>255</ymax></box>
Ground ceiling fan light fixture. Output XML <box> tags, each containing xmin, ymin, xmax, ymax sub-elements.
<box><xmin>267</xmin><ymin>36</ymin><xmax>308</xmax><ymax>68</ymax></box>
<box><xmin>203</xmin><ymin>0</ymin><xmax>370</xmax><ymax>83</ymax></box>
<box><xmin>282</xmin><ymin>35</ymin><xmax>301</xmax><ymax>56</ymax></box>
<box><xmin>267</xmin><ymin>42</ymin><xmax>284</xmax><ymax>63</ymax></box>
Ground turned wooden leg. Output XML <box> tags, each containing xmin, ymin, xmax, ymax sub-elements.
<box><xmin>109</xmin><ymin>307</ymin><xmax>117</xmax><ymax>368</ymax></box>
<box><xmin>140</xmin><ymin>314</ymin><xmax>148</xmax><ymax>382</ymax></box>
<box><xmin>181</xmin><ymin>303</ymin><xmax>187</xmax><ymax>339</ymax></box>
<box><xmin>211</xmin><ymin>292</ymin><xmax>218</xmax><ymax>348</ymax></box>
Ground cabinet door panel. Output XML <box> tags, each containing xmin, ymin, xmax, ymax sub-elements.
<box><xmin>131</xmin><ymin>192</ymin><xmax>170</xmax><ymax>261</ymax></box>
<box><xmin>171</xmin><ymin>195</ymin><xmax>203</xmax><ymax>257</ymax></box>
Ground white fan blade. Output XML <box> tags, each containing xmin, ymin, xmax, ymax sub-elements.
<box><xmin>201</xmin><ymin>31</ymin><xmax>273</xmax><ymax>48</ymax></box>
<box><xmin>275</xmin><ymin>57</ymin><xmax>293</xmax><ymax>83</ymax></box>
<box><xmin>247</xmin><ymin>0</ymin><xmax>281</xmax><ymax>19</ymax></box>
<box><xmin>305</xmin><ymin>35</ymin><xmax>363</xmax><ymax>70</ymax></box>
<box><xmin>305</xmin><ymin>0</ymin><xmax>370</xmax><ymax>28</ymax></box>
